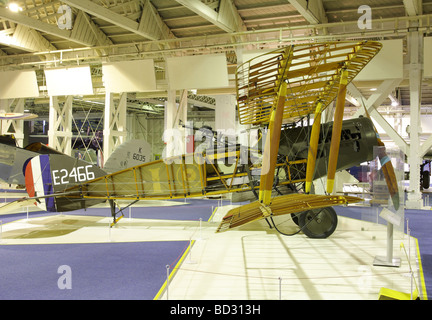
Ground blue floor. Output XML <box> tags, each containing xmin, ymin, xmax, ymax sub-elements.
<box><xmin>0</xmin><ymin>199</ymin><xmax>218</xmax><ymax>300</ymax></box>
<box><xmin>0</xmin><ymin>241</ymin><xmax>188</xmax><ymax>300</ymax></box>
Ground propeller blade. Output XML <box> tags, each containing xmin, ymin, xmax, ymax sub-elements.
<box><xmin>361</xmin><ymin>101</ymin><xmax>400</xmax><ymax>210</ymax></box>
<box><xmin>376</xmin><ymin>138</ymin><xmax>400</xmax><ymax>211</ymax></box>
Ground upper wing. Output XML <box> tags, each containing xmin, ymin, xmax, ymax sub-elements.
<box><xmin>236</xmin><ymin>41</ymin><xmax>382</xmax><ymax>125</ymax></box>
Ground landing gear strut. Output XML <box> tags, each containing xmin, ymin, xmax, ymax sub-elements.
<box><xmin>109</xmin><ymin>199</ymin><xmax>124</xmax><ymax>227</ymax></box>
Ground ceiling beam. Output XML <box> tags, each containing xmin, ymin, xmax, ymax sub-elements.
<box><xmin>403</xmin><ymin>0</ymin><xmax>422</xmax><ymax>16</ymax></box>
<box><xmin>62</xmin><ymin>0</ymin><xmax>172</xmax><ymax>41</ymax></box>
<box><xmin>349</xmin><ymin>80</ymin><xmax>409</xmax><ymax>155</ymax></box>
<box><xmin>0</xmin><ymin>7</ymin><xmax>96</xmax><ymax>47</ymax></box>
<box><xmin>175</xmin><ymin>0</ymin><xmax>244</xmax><ymax>33</ymax></box>
<box><xmin>287</xmin><ymin>0</ymin><xmax>327</xmax><ymax>24</ymax></box>
<box><xmin>76</xmin><ymin>11</ymin><xmax>112</xmax><ymax>47</ymax></box>
<box><xmin>0</xmin><ymin>24</ymin><xmax>56</xmax><ymax>53</ymax></box>
<box><xmin>0</xmin><ymin>7</ymin><xmax>69</xmax><ymax>40</ymax></box>
<box><xmin>218</xmin><ymin>0</ymin><xmax>246</xmax><ymax>32</ymax></box>
<box><xmin>139</xmin><ymin>0</ymin><xmax>176</xmax><ymax>40</ymax></box>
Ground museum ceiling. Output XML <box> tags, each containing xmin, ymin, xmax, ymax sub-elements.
<box><xmin>1</xmin><ymin>0</ymin><xmax>432</xmax><ymax>115</ymax></box>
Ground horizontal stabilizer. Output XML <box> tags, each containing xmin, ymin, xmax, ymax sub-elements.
<box><xmin>0</xmin><ymin>198</ymin><xmax>37</xmax><ymax>215</ymax></box>
<box><xmin>216</xmin><ymin>193</ymin><xmax>362</xmax><ymax>232</ymax></box>
<box><xmin>0</xmin><ymin>190</ymin><xmax>84</xmax><ymax>215</ymax></box>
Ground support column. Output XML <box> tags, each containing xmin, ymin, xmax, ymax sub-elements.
<box><xmin>178</xmin><ymin>89</ymin><xmax>188</xmax><ymax>155</ymax></box>
<box><xmin>103</xmin><ymin>92</ymin><xmax>127</xmax><ymax>165</ymax></box>
<box><xmin>0</xmin><ymin>98</ymin><xmax>25</xmax><ymax>147</ymax></box>
<box><xmin>215</xmin><ymin>94</ymin><xmax>237</xmax><ymax>156</ymax></box>
<box><xmin>215</xmin><ymin>95</ymin><xmax>236</xmax><ymax>132</ymax></box>
<box><xmin>163</xmin><ymin>89</ymin><xmax>188</xmax><ymax>158</ymax></box>
<box><xmin>48</xmin><ymin>95</ymin><xmax>73</xmax><ymax>155</ymax></box>
<box><xmin>164</xmin><ymin>89</ymin><xmax>177</xmax><ymax>158</ymax></box>
<box><xmin>406</xmin><ymin>31</ymin><xmax>423</xmax><ymax>209</ymax></box>
<box><xmin>164</xmin><ymin>89</ymin><xmax>176</xmax><ymax>135</ymax></box>
<box><xmin>350</xmin><ymin>79</ymin><xmax>408</xmax><ymax>155</ymax></box>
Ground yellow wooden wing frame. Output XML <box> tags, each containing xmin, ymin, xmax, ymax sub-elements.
<box><xmin>236</xmin><ymin>41</ymin><xmax>382</xmax><ymax>125</ymax></box>
<box><xmin>216</xmin><ymin>193</ymin><xmax>362</xmax><ymax>233</ymax></box>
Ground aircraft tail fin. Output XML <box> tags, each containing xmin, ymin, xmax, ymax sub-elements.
<box><xmin>103</xmin><ymin>139</ymin><xmax>151</xmax><ymax>173</ymax></box>
<box><xmin>24</xmin><ymin>154</ymin><xmax>107</xmax><ymax>212</ymax></box>
<box><xmin>24</xmin><ymin>154</ymin><xmax>56</xmax><ymax>212</ymax></box>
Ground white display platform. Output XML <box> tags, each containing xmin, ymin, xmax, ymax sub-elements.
<box><xmin>0</xmin><ymin>203</ymin><xmax>423</xmax><ymax>300</ymax></box>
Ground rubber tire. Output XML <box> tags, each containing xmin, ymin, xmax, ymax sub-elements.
<box><xmin>298</xmin><ymin>207</ymin><xmax>338</xmax><ymax>239</ymax></box>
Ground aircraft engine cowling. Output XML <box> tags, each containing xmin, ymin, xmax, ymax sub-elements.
<box><xmin>24</xmin><ymin>154</ymin><xmax>107</xmax><ymax>212</ymax></box>
<box><xmin>278</xmin><ymin>116</ymin><xmax>379</xmax><ymax>180</ymax></box>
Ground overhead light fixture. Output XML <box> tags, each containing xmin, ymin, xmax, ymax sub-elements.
<box><xmin>8</xmin><ymin>2</ymin><xmax>23</xmax><ymax>12</ymax></box>
<box><xmin>370</xmin><ymin>88</ymin><xmax>377</xmax><ymax>91</ymax></box>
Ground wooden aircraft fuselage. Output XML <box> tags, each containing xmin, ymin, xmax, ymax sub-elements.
<box><xmin>35</xmin><ymin>116</ymin><xmax>377</xmax><ymax>211</ymax></box>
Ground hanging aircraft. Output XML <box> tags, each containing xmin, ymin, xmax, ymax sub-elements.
<box><xmin>0</xmin><ymin>112</ymin><xmax>38</xmax><ymax>121</ymax></box>
<box><xmin>0</xmin><ymin>41</ymin><xmax>401</xmax><ymax>239</ymax></box>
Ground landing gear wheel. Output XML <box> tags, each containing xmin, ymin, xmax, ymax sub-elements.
<box><xmin>298</xmin><ymin>207</ymin><xmax>338</xmax><ymax>239</ymax></box>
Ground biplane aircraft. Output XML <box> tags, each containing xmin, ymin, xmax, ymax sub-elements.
<box><xmin>1</xmin><ymin>41</ymin><xmax>400</xmax><ymax>239</ymax></box>
<box><xmin>0</xmin><ymin>112</ymin><xmax>38</xmax><ymax>121</ymax></box>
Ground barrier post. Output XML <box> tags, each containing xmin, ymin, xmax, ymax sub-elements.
<box><xmin>166</xmin><ymin>265</ymin><xmax>170</xmax><ymax>300</ymax></box>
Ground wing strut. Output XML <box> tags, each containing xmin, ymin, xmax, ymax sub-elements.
<box><xmin>305</xmin><ymin>101</ymin><xmax>324</xmax><ymax>194</ymax></box>
<box><xmin>258</xmin><ymin>46</ymin><xmax>292</xmax><ymax>206</ymax></box>
<box><xmin>258</xmin><ymin>80</ymin><xmax>288</xmax><ymax>206</ymax></box>
<box><xmin>326</xmin><ymin>68</ymin><xmax>349</xmax><ymax>194</ymax></box>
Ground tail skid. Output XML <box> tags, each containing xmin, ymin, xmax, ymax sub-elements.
<box><xmin>109</xmin><ymin>199</ymin><xmax>139</xmax><ymax>227</ymax></box>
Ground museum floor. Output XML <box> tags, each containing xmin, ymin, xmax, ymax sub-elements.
<box><xmin>0</xmin><ymin>190</ymin><xmax>428</xmax><ymax>300</ymax></box>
